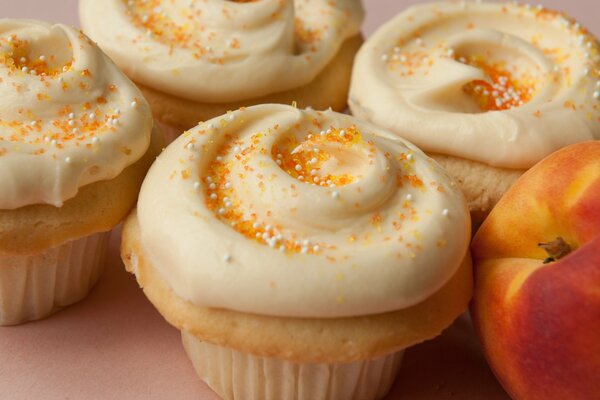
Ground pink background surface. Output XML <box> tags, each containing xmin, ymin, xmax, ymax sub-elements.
<box><xmin>1</xmin><ymin>1</ymin><xmax>598</xmax><ymax>399</ymax></box>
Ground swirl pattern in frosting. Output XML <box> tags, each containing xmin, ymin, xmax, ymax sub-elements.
<box><xmin>0</xmin><ymin>20</ymin><xmax>153</xmax><ymax>209</ymax></box>
<box><xmin>79</xmin><ymin>0</ymin><xmax>364</xmax><ymax>103</ymax></box>
<box><xmin>349</xmin><ymin>2</ymin><xmax>600</xmax><ymax>169</ymax></box>
<box><xmin>136</xmin><ymin>104</ymin><xmax>470</xmax><ymax>318</ymax></box>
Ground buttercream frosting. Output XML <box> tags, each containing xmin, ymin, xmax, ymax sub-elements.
<box><xmin>349</xmin><ymin>1</ymin><xmax>600</xmax><ymax>169</ymax></box>
<box><xmin>136</xmin><ymin>104</ymin><xmax>470</xmax><ymax>318</ymax></box>
<box><xmin>79</xmin><ymin>0</ymin><xmax>364</xmax><ymax>103</ymax></box>
<box><xmin>0</xmin><ymin>19</ymin><xmax>153</xmax><ymax>210</ymax></box>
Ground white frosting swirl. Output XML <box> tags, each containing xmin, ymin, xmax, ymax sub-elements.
<box><xmin>0</xmin><ymin>20</ymin><xmax>152</xmax><ymax>209</ymax></box>
<box><xmin>349</xmin><ymin>2</ymin><xmax>600</xmax><ymax>169</ymax></box>
<box><xmin>136</xmin><ymin>104</ymin><xmax>470</xmax><ymax>318</ymax></box>
<box><xmin>79</xmin><ymin>0</ymin><xmax>364</xmax><ymax>103</ymax></box>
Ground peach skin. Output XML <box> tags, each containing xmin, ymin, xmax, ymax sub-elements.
<box><xmin>471</xmin><ymin>141</ymin><xmax>600</xmax><ymax>400</ymax></box>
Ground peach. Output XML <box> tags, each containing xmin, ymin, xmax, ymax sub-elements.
<box><xmin>471</xmin><ymin>141</ymin><xmax>600</xmax><ymax>399</ymax></box>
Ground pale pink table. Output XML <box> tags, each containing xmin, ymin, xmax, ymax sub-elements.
<box><xmin>1</xmin><ymin>1</ymin><xmax>598</xmax><ymax>399</ymax></box>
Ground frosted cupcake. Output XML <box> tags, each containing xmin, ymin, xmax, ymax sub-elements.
<box><xmin>121</xmin><ymin>104</ymin><xmax>472</xmax><ymax>400</ymax></box>
<box><xmin>79</xmin><ymin>0</ymin><xmax>364</xmax><ymax>142</ymax></box>
<box><xmin>0</xmin><ymin>20</ymin><xmax>159</xmax><ymax>325</ymax></box>
<box><xmin>349</xmin><ymin>2</ymin><xmax>600</xmax><ymax>223</ymax></box>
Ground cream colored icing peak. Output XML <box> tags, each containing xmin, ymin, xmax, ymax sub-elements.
<box><xmin>136</xmin><ymin>104</ymin><xmax>471</xmax><ymax>318</ymax></box>
<box><xmin>79</xmin><ymin>0</ymin><xmax>364</xmax><ymax>103</ymax></box>
<box><xmin>0</xmin><ymin>20</ymin><xmax>152</xmax><ymax>209</ymax></box>
<box><xmin>350</xmin><ymin>2</ymin><xmax>600</xmax><ymax>169</ymax></box>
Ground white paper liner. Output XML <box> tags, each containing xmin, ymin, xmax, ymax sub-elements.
<box><xmin>182</xmin><ymin>331</ymin><xmax>404</xmax><ymax>400</ymax></box>
<box><xmin>0</xmin><ymin>230</ymin><xmax>111</xmax><ymax>326</ymax></box>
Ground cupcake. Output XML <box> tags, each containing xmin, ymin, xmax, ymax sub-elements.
<box><xmin>79</xmin><ymin>0</ymin><xmax>364</xmax><ymax>142</ymax></box>
<box><xmin>0</xmin><ymin>19</ymin><xmax>160</xmax><ymax>325</ymax></box>
<box><xmin>121</xmin><ymin>104</ymin><xmax>472</xmax><ymax>399</ymax></box>
<box><xmin>349</xmin><ymin>1</ymin><xmax>600</xmax><ymax>224</ymax></box>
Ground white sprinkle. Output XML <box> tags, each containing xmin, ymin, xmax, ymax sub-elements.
<box><xmin>39</xmin><ymin>55</ymin><xmax>46</xmax><ymax>61</ymax></box>
<box><xmin>320</xmin><ymin>130</ymin><xmax>326</xmax><ymax>136</ymax></box>
<box><xmin>218</xmin><ymin>208</ymin><xmax>226</xmax><ymax>215</ymax></box>
<box><xmin>21</xmin><ymin>66</ymin><xmax>28</xmax><ymax>73</ymax></box>
<box><xmin>229</xmin><ymin>114</ymin><xmax>235</xmax><ymax>121</ymax></box>
<box><xmin>92</xmin><ymin>137</ymin><xmax>100</xmax><ymax>145</ymax></box>
<box><xmin>256</xmin><ymin>232</ymin><xmax>261</xmax><ymax>238</ymax></box>
<box><xmin>19</xmin><ymin>57</ymin><xmax>26</xmax><ymax>63</ymax></box>
<box><xmin>68</xmin><ymin>113</ymin><xmax>75</xmax><ymax>119</ymax></box>
<box><xmin>279</xmin><ymin>245</ymin><xmax>286</xmax><ymax>252</ymax></box>
<box><xmin>51</xmin><ymin>140</ymin><xmax>57</xmax><ymax>146</ymax></box>
<box><xmin>594</xmin><ymin>91</ymin><xmax>600</xmax><ymax>100</ymax></box>
<box><xmin>30</xmin><ymin>120</ymin><xmax>37</xmax><ymax>127</ymax></box>
<box><xmin>298</xmin><ymin>175</ymin><xmax>304</xmax><ymax>180</ymax></box>
<box><xmin>30</xmin><ymin>70</ymin><xmax>37</xmax><ymax>76</ymax></box>
<box><xmin>406</xmin><ymin>194</ymin><xmax>413</xmax><ymax>201</ymax></box>
<box><xmin>313</xmin><ymin>245</ymin><xmax>320</xmax><ymax>252</ymax></box>
<box><xmin>209</xmin><ymin>183</ymin><xmax>217</xmax><ymax>190</ymax></box>
<box><xmin>62</xmin><ymin>66</ymin><xmax>68</xmax><ymax>72</ymax></box>
<box><xmin>68</xmin><ymin>120</ymin><xmax>75</xmax><ymax>127</ymax></box>
<box><xmin>406</xmin><ymin>153</ymin><xmax>413</xmax><ymax>161</ymax></box>
<box><xmin>276</xmin><ymin>159</ymin><xmax>282</xmax><ymax>165</ymax></box>
<box><xmin>58</xmin><ymin>77</ymin><xmax>64</xmax><ymax>83</ymax></box>
<box><xmin>44</xmin><ymin>136</ymin><xmax>50</xmax><ymax>142</ymax></box>
<box><xmin>130</xmin><ymin>100</ymin><xmax>138</xmax><ymax>107</ymax></box>
<box><xmin>89</xmin><ymin>112</ymin><xmax>96</xmax><ymax>120</ymax></box>
<box><xmin>206</xmin><ymin>176</ymin><xmax>213</xmax><ymax>183</ymax></box>
<box><xmin>224</xmin><ymin>182</ymin><xmax>232</xmax><ymax>189</ymax></box>
<box><xmin>295</xmin><ymin>164</ymin><xmax>302</xmax><ymax>171</ymax></box>
<box><xmin>252</xmin><ymin>222</ymin><xmax>260</xmax><ymax>229</ymax></box>
<box><xmin>72</xmin><ymin>128</ymin><xmax>79</xmax><ymax>134</ymax></box>
<box><xmin>216</xmin><ymin>156</ymin><xmax>223</xmax><ymax>162</ymax></box>
<box><xmin>332</xmin><ymin>191</ymin><xmax>340</xmax><ymax>199</ymax></box>
<box><xmin>64</xmin><ymin>156</ymin><xmax>72</xmax><ymax>163</ymax></box>
<box><xmin>381</xmin><ymin>53</ymin><xmax>389</xmax><ymax>62</ymax></box>
<box><xmin>447</xmin><ymin>48</ymin><xmax>455</xmax><ymax>57</ymax></box>
<box><xmin>339</xmin><ymin>129</ymin><xmax>346</xmax><ymax>137</ymax></box>
<box><xmin>207</xmin><ymin>123</ymin><xmax>215</xmax><ymax>130</ymax></box>
<box><xmin>233</xmin><ymin>146</ymin><xmax>241</xmax><ymax>154</ymax></box>
<box><xmin>223</xmin><ymin>254</ymin><xmax>232</xmax><ymax>263</ymax></box>
<box><xmin>301</xmin><ymin>246</ymin><xmax>309</xmax><ymax>254</ymax></box>
<box><xmin>210</xmin><ymin>193</ymin><xmax>217</xmax><ymax>200</ymax></box>
<box><xmin>442</xmin><ymin>208</ymin><xmax>450</xmax><ymax>217</ymax></box>
<box><xmin>186</xmin><ymin>143</ymin><xmax>194</xmax><ymax>150</ymax></box>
